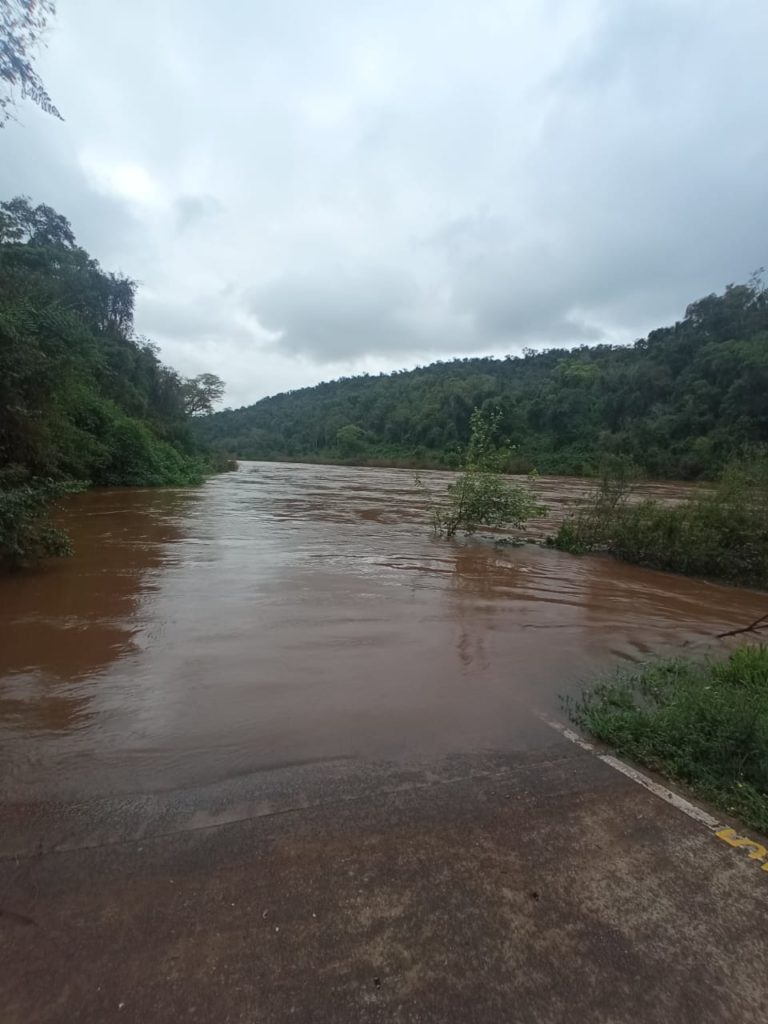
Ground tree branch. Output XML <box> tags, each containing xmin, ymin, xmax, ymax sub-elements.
<box><xmin>716</xmin><ymin>613</ymin><xmax>768</xmax><ymax>639</ymax></box>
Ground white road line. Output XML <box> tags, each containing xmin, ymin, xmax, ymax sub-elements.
<box><xmin>540</xmin><ymin>714</ymin><xmax>722</xmax><ymax>830</ymax></box>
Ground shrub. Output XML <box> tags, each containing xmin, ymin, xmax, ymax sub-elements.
<box><xmin>433</xmin><ymin>471</ymin><xmax>545</xmax><ymax>538</ymax></box>
<box><xmin>431</xmin><ymin>406</ymin><xmax>546</xmax><ymax>538</ymax></box>
<box><xmin>95</xmin><ymin>418</ymin><xmax>206</xmax><ymax>487</ymax></box>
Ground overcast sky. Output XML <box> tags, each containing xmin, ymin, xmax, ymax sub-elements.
<box><xmin>3</xmin><ymin>0</ymin><xmax>768</xmax><ymax>407</ymax></box>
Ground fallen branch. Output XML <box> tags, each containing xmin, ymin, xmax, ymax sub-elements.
<box><xmin>716</xmin><ymin>613</ymin><xmax>768</xmax><ymax>639</ymax></box>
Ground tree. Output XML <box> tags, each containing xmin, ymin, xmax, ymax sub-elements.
<box><xmin>0</xmin><ymin>194</ymin><xmax>74</xmax><ymax>246</ymax></box>
<box><xmin>182</xmin><ymin>373</ymin><xmax>226</xmax><ymax>415</ymax></box>
<box><xmin>1</xmin><ymin>0</ymin><xmax>63</xmax><ymax>125</ymax></box>
<box><xmin>335</xmin><ymin>424</ymin><xmax>367</xmax><ymax>457</ymax></box>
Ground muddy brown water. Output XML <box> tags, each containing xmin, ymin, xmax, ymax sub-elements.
<box><xmin>0</xmin><ymin>462</ymin><xmax>765</xmax><ymax>802</ymax></box>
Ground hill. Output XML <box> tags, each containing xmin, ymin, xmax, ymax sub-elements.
<box><xmin>195</xmin><ymin>278</ymin><xmax>768</xmax><ymax>479</ymax></box>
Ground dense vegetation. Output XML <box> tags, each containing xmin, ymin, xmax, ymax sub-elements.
<box><xmin>568</xmin><ymin>646</ymin><xmax>768</xmax><ymax>834</ymax></box>
<box><xmin>196</xmin><ymin>276</ymin><xmax>768</xmax><ymax>480</ymax></box>
<box><xmin>0</xmin><ymin>196</ymin><xmax>223</xmax><ymax>567</ymax></box>
<box><xmin>553</xmin><ymin>460</ymin><xmax>768</xmax><ymax>588</ymax></box>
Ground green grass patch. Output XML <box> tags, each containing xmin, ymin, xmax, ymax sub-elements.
<box><xmin>566</xmin><ymin>646</ymin><xmax>768</xmax><ymax>834</ymax></box>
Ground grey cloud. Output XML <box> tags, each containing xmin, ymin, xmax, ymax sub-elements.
<box><xmin>249</xmin><ymin>270</ymin><xmax>427</xmax><ymax>361</ymax></box>
<box><xmin>2</xmin><ymin>0</ymin><xmax>767</xmax><ymax>400</ymax></box>
<box><xmin>0</xmin><ymin>119</ymin><xmax>141</xmax><ymax>268</ymax></box>
<box><xmin>174</xmin><ymin>195</ymin><xmax>222</xmax><ymax>233</ymax></box>
<box><xmin>137</xmin><ymin>293</ymin><xmax>261</xmax><ymax>347</ymax></box>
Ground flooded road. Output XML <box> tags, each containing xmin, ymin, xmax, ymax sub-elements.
<box><xmin>1</xmin><ymin>462</ymin><xmax>765</xmax><ymax>801</ymax></box>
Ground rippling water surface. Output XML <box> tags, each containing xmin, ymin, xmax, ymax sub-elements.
<box><xmin>1</xmin><ymin>462</ymin><xmax>764</xmax><ymax>799</ymax></box>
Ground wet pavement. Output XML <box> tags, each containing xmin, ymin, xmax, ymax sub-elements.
<box><xmin>3</xmin><ymin>732</ymin><xmax>768</xmax><ymax>1023</ymax></box>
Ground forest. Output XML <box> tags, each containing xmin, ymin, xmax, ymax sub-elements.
<box><xmin>0</xmin><ymin>196</ymin><xmax>223</xmax><ymax>566</ymax></box>
<box><xmin>196</xmin><ymin>276</ymin><xmax>768</xmax><ymax>480</ymax></box>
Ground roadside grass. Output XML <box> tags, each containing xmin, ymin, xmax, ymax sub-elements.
<box><xmin>565</xmin><ymin>646</ymin><xmax>768</xmax><ymax>835</ymax></box>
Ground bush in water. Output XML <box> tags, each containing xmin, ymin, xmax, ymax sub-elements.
<box><xmin>0</xmin><ymin>470</ymin><xmax>84</xmax><ymax>570</ymax></box>
<box><xmin>431</xmin><ymin>406</ymin><xmax>546</xmax><ymax>539</ymax></box>
<box><xmin>553</xmin><ymin>457</ymin><xmax>768</xmax><ymax>588</ymax></box>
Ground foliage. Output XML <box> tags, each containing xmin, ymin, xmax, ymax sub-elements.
<box><xmin>567</xmin><ymin>646</ymin><xmax>768</xmax><ymax>834</ymax></box>
<box><xmin>0</xmin><ymin>195</ymin><xmax>225</xmax><ymax>568</ymax></box>
<box><xmin>431</xmin><ymin>407</ymin><xmax>545</xmax><ymax>539</ymax></box>
<box><xmin>335</xmin><ymin>423</ymin><xmax>368</xmax><ymax>457</ymax></box>
<box><xmin>182</xmin><ymin>372</ymin><xmax>226</xmax><ymax>416</ymax></box>
<box><xmin>1</xmin><ymin>0</ymin><xmax>62</xmax><ymax>125</ymax></box>
<box><xmin>0</xmin><ymin>469</ymin><xmax>83</xmax><ymax>569</ymax></box>
<box><xmin>552</xmin><ymin>455</ymin><xmax>638</xmax><ymax>554</ymax></box>
<box><xmin>553</xmin><ymin>458</ymin><xmax>768</xmax><ymax>587</ymax></box>
<box><xmin>194</xmin><ymin>276</ymin><xmax>768</xmax><ymax>480</ymax></box>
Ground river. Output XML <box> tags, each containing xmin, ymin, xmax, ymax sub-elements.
<box><xmin>1</xmin><ymin>462</ymin><xmax>765</xmax><ymax>802</ymax></box>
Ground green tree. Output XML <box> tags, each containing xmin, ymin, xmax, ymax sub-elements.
<box><xmin>335</xmin><ymin>424</ymin><xmax>367</xmax><ymax>457</ymax></box>
<box><xmin>182</xmin><ymin>373</ymin><xmax>226</xmax><ymax>415</ymax></box>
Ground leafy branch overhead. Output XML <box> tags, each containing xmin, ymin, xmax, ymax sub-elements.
<box><xmin>1</xmin><ymin>0</ymin><xmax>63</xmax><ymax>126</ymax></box>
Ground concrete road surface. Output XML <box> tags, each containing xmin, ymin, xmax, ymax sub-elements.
<box><xmin>2</xmin><ymin>716</ymin><xmax>767</xmax><ymax>1023</ymax></box>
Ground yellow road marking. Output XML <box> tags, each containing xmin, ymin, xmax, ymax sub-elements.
<box><xmin>716</xmin><ymin>828</ymin><xmax>768</xmax><ymax>871</ymax></box>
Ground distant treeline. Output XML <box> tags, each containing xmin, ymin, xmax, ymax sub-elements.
<box><xmin>196</xmin><ymin>278</ymin><xmax>768</xmax><ymax>479</ymax></box>
<box><xmin>0</xmin><ymin>196</ymin><xmax>223</xmax><ymax>488</ymax></box>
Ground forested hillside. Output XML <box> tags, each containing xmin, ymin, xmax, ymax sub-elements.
<box><xmin>0</xmin><ymin>196</ymin><xmax>221</xmax><ymax>487</ymax></box>
<box><xmin>197</xmin><ymin>279</ymin><xmax>768</xmax><ymax>479</ymax></box>
<box><xmin>0</xmin><ymin>196</ymin><xmax>224</xmax><ymax>567</ymax></box>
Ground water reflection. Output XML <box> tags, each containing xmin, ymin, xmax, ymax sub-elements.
<box><xmin>0</xmin><ymin>488</ymin><xmax>194</xmax><ymax>732</ymax></box>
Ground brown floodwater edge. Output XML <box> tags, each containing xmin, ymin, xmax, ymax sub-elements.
<box><xmin>0</xmin><ymin>463</ymin><xmax>763</xmax><ymax>804</ymax></box>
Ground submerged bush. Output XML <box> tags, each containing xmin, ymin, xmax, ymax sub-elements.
<box><xmin>0</xmin><ymin>470</ymin><xmax>84</xmax><ymax>570</ymax></box>
<box><xmin>567</xmin><ymin>646</ymin><xmax>768</xmax><ymax>834</ymax></box>
<box><xmin>433</xmin><ymin>472</ymin><xmax>544</xmax><ymax>538</ymax></box>
<box><xmin>431</xmin><ymin>406</ymin><xmax>546</xmax><ymax>538</ymax></box>
<box><xmin>554</xmin><ymin>458</ymin><xmax>768</xmax><ymax>588</ymax></box>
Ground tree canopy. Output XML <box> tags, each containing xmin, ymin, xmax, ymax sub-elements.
<box><xmin>195</xmin><ymin>277</ymin><xmax>768</xmax><ymax>480</ymax></box>
<box><xmin>0</xmin><ymin>195</ymin><xmax>222</xmax><ymax>488</ymax></box>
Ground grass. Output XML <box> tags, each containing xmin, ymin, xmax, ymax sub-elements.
<box><xmin>566</xmin><ymin>645</ymin><xmax>768</xmax><ymax>834</ymax></box>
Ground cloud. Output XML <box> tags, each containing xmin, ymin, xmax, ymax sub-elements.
<box><xmin>174</xmin><ymin>195</ymin><xmax>221</xmax><ymax>233</ymax></box>
<box><xmin>1</xmin><ymin>0</ymin><xmax>767</xmax><ymax>403</ymax></box>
